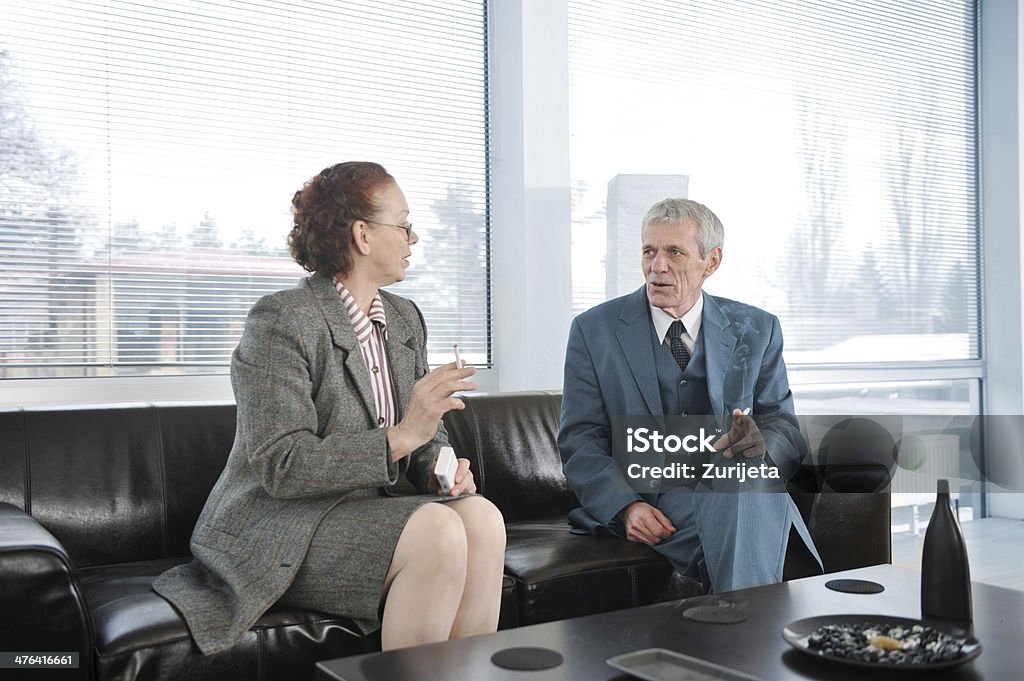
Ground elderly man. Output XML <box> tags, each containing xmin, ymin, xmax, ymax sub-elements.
<box><xmin>558</xmin><ymin>198</ymin><xmax>820</xmax><ymax>592</ymax></box>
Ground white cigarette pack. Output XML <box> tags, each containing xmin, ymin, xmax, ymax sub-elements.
<box><xmin>434</xmin><ymin>446</ymin><xmax>458</xmax><ymax>494</ymax></box>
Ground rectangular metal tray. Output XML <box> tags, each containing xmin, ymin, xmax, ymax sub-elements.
<box><xmin>606</xmin><ymin>648</ymin><xmax>765</xmax><ymax>681</ymax></box>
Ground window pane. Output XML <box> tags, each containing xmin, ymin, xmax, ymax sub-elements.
<box><xmin>792</xmin><ymin>378</ymin><xmax>982</xmax><ymax>556</ymax></box>
<box><xmin>567</xmin><ymin>0</ymin><xmax>978</xmax><ymax>364</ymax></box>
<box><xmin>792</xmin><ymin>379</ymin><xmax>975</xmax><ymax>415</ymax></box>
<box><xmin>0</xmin><ymin>0</ymin><xmax>488</xmax><ymax>377</ymax></box>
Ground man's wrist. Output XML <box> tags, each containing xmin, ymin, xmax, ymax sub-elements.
<box><xmin>615</xmin><ymin>500</ymin><xmax>640</xmax><ymax>523</ymax></box>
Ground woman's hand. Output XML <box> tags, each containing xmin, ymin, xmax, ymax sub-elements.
<box><xmin>428</xmin><ymin>457</ymin><xmax>475</xmax><ymax>496</ymax></box>
<box><xmin>388</xmin><ymin>362</ymin><xmax>475</xmax><ymax>461</ymax></box>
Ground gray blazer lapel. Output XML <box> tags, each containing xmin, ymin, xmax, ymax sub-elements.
<box><xmin>381</xmin><ymin>296</ymin><xmax>419</xmax><ymax>419</ymax></box>
<box><xmin>701</xmin><ymin>293</ymin><xmax>738</xmax><ymax>425</ymax></box>
<box><xmin>305</xmin><ymin>273</ymin><xmax>377</xmax><ymax>419</ymax></box>
<box><xmin>616</xmin><ymin>287</ymin><xmax>663</xmax><ymax>415</ymax></box>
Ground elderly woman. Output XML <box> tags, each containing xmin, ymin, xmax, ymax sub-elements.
<box><xmin>154</xmin><ymin>161</ymin><xmax>506</xmax><ymax>654</ymax></box>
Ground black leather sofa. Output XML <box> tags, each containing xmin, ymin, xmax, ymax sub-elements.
<box><xmin>0</xmin><ymin>392</ymin><xmax>890</xmax><ymax>681</ymax></box>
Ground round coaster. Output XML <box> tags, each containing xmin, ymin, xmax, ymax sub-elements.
<box><xmin>682</xmin><ymin>604</ymin><xmax>749</xmax><ymax>624</ymax></box>
<box><xmin>490</xmin><ymin>647</ymin><xmax>564</xmax><ymax>671</ymax></box>
<box><xmin>825</xmin><ymin>578</ymin><xmax>885</xmax><ymax>594</ymax></box>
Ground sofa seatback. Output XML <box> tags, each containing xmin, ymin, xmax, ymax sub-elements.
<box><xmin>0</xmin><ymin>404</ymin><xmax>235</xmax><ymax>568</ymax></box>
<box><xmin>0</xmin><ymin>394</ymin><xmax>891</xmax><ymax>572</ymax></box>
<box><xmin>442</xmin><ymin>391</ymin><xmax>576</xmax><ymax>522</ymax></box>
<box><xmin>1</xmin><ymin>393</ymin><xmax>578</xmax><ymax>567</ymax></box>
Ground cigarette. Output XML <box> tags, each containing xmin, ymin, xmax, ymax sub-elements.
<box><xmin>741</xmin><ymin>407</ymin><xmax>752</xmax><ymax>416</ymax></box>
<box><xmin>453</xmin><ymin>343</ymin><xmax>464</xmax><ymax>369</ymax></box>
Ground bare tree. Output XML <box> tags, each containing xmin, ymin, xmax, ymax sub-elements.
<box><xmin>0</xmin><ymin>47</ymin><xmax>83</xmax><ymax>374</ymax></box>
<box><xmin>782</xmin><ymin>96</ymin><xmax>849</xmax><ymax>350</ymax></box>
<box><xmin>187</xmin><ymin>210</ymin><xmax>223</xmax><ymax>249</ymax></box>
<box><xmin>418</xmin><ymin>182</ymin><xmax>488</xmax><ymax>358</ymax></box>
<box><xmin>870</xmin><ymin>116</ymin><xmax>949</xmax><ymax>334</ymax></box>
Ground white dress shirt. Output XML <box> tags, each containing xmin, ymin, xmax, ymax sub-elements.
<box><xmin>649</xmin><ymin>291</ymin><xmax>704</xmax><ymax>354</ymax></box>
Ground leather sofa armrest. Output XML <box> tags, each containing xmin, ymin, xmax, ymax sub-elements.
<box><xmin>0</xmin><ymin>503</ymin><xmax>93</xmax><ymax>680</ymax></box>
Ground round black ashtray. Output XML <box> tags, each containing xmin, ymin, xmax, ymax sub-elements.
<box><xmin>825</xmin><ymin>579</ymin><xmax>885</xmax><ymax>594</ymax></box>
<box><xmin>490</xmin><ymin>647</ymin><xmax>564</xmax><ymax>671</ymax></box>
<box><xmin>783</xmin><ymin>614</ymin><xmax>981</xmax><ymax>670</ymax></box>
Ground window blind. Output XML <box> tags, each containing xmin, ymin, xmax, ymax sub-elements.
<box><xmin>568</xmin><ymin>0</ymin><xmax>979</xmax><ymax>364</ymax></box>
<box><xmin>0</xmin><ymin>0</ymin><xmax>488</xmax><ymax>378</ymax></box>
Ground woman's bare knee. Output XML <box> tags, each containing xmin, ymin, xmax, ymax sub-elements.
<box><xmin>385</xmin><ymin>503</ymin><xmax>468</xmax><ymax>592</ymax></box>
<box><xmin>449</xmin><ymin>496</ymin><xmax>506</xmax><ymax>552</ymax></box>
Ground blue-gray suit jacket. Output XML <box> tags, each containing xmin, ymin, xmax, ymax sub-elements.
<box><xmin>558</xmin><ymin>286</ymin><xmax>808</xmax><ymax>529</ymax></box>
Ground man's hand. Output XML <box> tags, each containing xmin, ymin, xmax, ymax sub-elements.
<box><xmin>388</xmin><ymin>362</ymin><xmax>476</xmax><ymax>461</ymax></box>
<box><xmin>621</xmin><ymin>501</ymin><xmax>677</xmax><ymax>546</ymax></box>
<box><xmin>713</xmin><ymin>408</ymin><xmax>766</xmax><ymax>459</ymax></box>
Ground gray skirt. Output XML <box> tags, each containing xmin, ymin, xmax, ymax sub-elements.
<box><xmin>276</xmin><ymin>491</ymin><xmax>458</xmax><ymax>634</ymax></box>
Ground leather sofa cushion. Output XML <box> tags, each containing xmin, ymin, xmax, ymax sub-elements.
<box><xmin>78</xmin><ymin>557</ymin><xmax>519</xmax><ymax>679</ymax></box>
<box><xmin>443</xmin><ymin>392</ymin><xmax>577</xmax><ymax>523</ymax></box>
<box><xmin>809</xmin><ymin>493</ymin><xmax>891</xmax><ymax>573</ymax></box>
<box><xmin>20</xmin><ymin>408</ymin><xmax>166</xmax><ymax>567</ymax></box>
<box><xmin>0</xmin><ymin>410</ymin><xmax>27</xmax><ymax>510</ymax></box>
<box><xmin>78</xmin><ymin>558</ymin><xmax>379</xmax><ymax>681</ymax></box>
<box><xmin>156</xmin><ymin>404</ymin><xmax>238</xmax><ymax>557</ymax></box>
<box><xmin>1</xmin><ymin>404</ymin><xmax>237</xmax><ymax>569</ymax></box>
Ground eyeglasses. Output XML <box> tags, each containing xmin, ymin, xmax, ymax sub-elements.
<box><xmin>362</xmin><ymin>219</ymin><xmax>414</xmax><ymax>241</ymax></box>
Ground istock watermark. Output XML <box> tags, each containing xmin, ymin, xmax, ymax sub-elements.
<box><xmin>609</xmin><ymin>413</ymin><xmax>1024</xmax><ymax>496</ymax></box>
<box><xmin>625</xmin><ymin>460</ymin><xmax>780</xmax><ymax>484</ymax></box>
<box><xmin>610</xmin><ymin>414</ymin><xmax>790</xmax><ymax>493</ymax></box>
<box><xmin>624</xmin><ymin>427</ymin><xmax>717</xmax><ymax>454</ymax></box>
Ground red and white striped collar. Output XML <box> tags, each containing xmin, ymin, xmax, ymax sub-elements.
<box><xmin>334</xmin><ymin>280</ymin><xmax>387</xmax><ymax>343</ymax></box>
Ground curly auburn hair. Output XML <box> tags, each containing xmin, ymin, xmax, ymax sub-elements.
<box><xmin>288</xmin><ymin>161</ymin><xmax>395</xmax><ymax>279</ymax></box>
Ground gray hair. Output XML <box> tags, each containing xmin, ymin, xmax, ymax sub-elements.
<box><xmin>641</xmin><ymin>198</ymin><xmax>724</xmax><ymax>258</ymax></box>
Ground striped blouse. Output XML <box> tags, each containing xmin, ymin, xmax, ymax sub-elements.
<box><xmin>334</xmin><ymin>281</ymin><xmax>398</xmax><ymax>428</ymax></box>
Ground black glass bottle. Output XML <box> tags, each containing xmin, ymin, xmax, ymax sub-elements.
<box><xmin>920</xmin><ymin>479</ymin><xmax>972</xmax><ymax>625</ymax></box>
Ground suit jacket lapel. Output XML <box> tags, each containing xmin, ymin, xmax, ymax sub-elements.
<box><xmin>306</xmin><ymin>272</ymin><xmax>377</xmax><ymax>420</ymax></box>
<box><xmin>700</xmin><ymin>293</ymin><xmax>737</xmax><ymax>424</ymax></box>
<box><xmin>380</xmin><ymin>295</ymin><xmax>418</xmax><ymax>419</ymax></box>
<box><xmin>616</xmin><ymin>287</ymin><xmax>663</xmax><ymax>415</ymax></box>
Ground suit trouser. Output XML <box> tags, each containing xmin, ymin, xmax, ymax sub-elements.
<box><xmin>611</xmin><ymin>474</ymin><xmax>822</xmax><ymax>592</ymax></box>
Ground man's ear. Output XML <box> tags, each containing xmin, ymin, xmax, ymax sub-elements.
<box><xmin>704</xmin><ymin>247</ymin><xmax>723</xmax><ymax>277</ymax></box>
<box><xmin>351</xmin><ymin>219</ymin><xmax>372</xmax><ymax>256</ymax></box>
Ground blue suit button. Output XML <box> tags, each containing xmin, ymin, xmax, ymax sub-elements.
<box><xmin>680</xmin><ymin>379</ymin><xmax>687</xmax><ymax>386</ymax></box>
<box><xmin>649</xmin><ymin>479</ymin><xmax>660</xmax><ymax>489</ymax></box>
<box><xmin>681</xmin><ymin>411</ymin><xmax>688</xmax><ymax>416</ymax></box>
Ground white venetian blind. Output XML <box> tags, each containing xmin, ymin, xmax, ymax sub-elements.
<box><xmin>0</xmin><ymin>0</ymin><xmax>488</xmax><ymax>378</ymax></box>
<box><xmin>568</xmin><ymin>0</ymin><xmax>979</xmax><ymax>364</ymax></box>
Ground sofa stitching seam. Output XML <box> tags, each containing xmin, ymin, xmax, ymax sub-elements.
<box><xmin>153</xmin><ymin>406</ymin><xmax>170</xmax><ymax>557</ymax></box>
<box><xmin>20</xmin><ymin>408</ymin><xmax>31</xmax><ymax>515</ymax></box>
<box><xmin>257</xmin><ymin>626</ymin><xmax>264</xmax><ymax>681</ymax></box>
<box><xmin>507</xmin><ymin>559</ymin><xmax>672</xmax><ymax>583</ymax></box>
<box><xmin>93</xmin><ymin>633</ymin><xmax>195</xmax><ymax>659</ymax></box>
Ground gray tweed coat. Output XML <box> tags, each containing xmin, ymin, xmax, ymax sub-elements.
<box><xmin>152</xmin><ymin>272</ymin><xmax>445</xmax><ymax>654</ymax></box>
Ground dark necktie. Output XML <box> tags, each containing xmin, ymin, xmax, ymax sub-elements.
<box><xmin>667</xmin><ymin>320</ymin><xmax>690</xmax><ymax>371</ymax></box>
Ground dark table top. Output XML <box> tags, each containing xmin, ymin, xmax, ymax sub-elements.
<box><xmin>317</xmin><ymin>565</ymin><xmax>1023</xmax><ymax>681</ymax></box>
